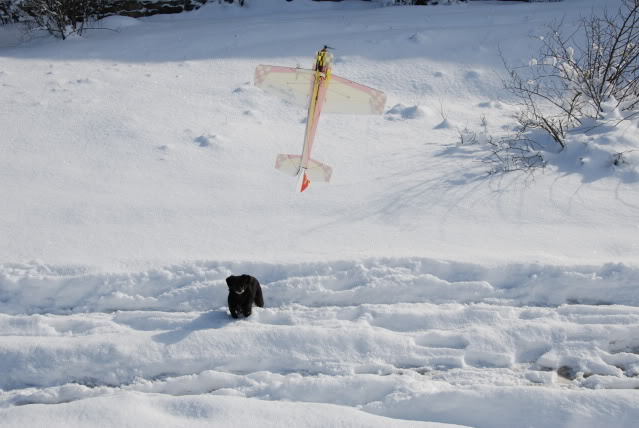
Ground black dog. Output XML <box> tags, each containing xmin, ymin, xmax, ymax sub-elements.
<box><xmin>226</xmin><ymin>274</ymin><xmax>264</xmax><ymax>318</ymax></box>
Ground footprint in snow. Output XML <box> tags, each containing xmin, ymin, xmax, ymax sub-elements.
<box><xmin>414</xmin><ymin>331</ymin><xmax>470</xmax><ymax>349</ymax></box>
<box><xmin>69</xmin><ymin>78</ymin><xmax>97</xmax><ymax>85</ymax></box>
<box><xmin>194</xmin><ymin>134</ymin><xmax>225</xmax><ymax>149</ymax></box>
<box><xmin>409</xmin><ymin>32</ymin><xmax>429</xmax><ymax>44</ymax></box>
<box><xmin>233</xmin><ymin>83</ymin><xmax>254</xmax><ymax>94</ymax></box>
<box><xmin>465</xmin><ymin>70</ymin><xmax>481</xmax><ymax>80</ymax></box>
<box><xmin>385</xmin><ymin>103</ymin><xmax>426</xmax><ymax>121</ymax></box>
<box><xmin>478</xmin><ymin>100</ymin><xmax>504</xmax><ymax>109</ymax></box>
<box><xmin>465</xmin><ymin>350</ymin><xmax>514</xmax><ymax>368</ymax></box>
<box><xmin>243</xmin><ymin>110</ymin><xmax>262</xmax><ymax>123</ymax></box>
<box><xmin>434</xmin><ymin>118</ymin><xmax>454</xmax><ymax>129</ymax></box>
<box><xmin>157</xmin><ymin>145</ymin><xmax>172</xmax><ymax>161</ymax></box>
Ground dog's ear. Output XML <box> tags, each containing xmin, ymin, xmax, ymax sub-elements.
<box><xmin>226</xmin><ymin>276</ymin><xmax>236</xmax><ymax>288</ymax></box>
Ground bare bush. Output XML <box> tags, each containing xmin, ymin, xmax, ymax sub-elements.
<box><xmin>612</xmin><ymin>149</ymin><xmax>638</xmax><ymax>167</ymax></box>
<box><xmin>483</xmin><ymin>131</ymin><xmax>547</xmax><ymax>174</ymax></box>
<box><xmin>0</xmin><ymin>0</ymin><xmax>21</xmax><ymax>24</ymax></box>
<box><xmin>19</xmin><ymin>0</ymin><xmax>106</xmax><ymax>39</ymax></box>
<box><xmin>578</xmin><ymin>1</ymin><xmax>639</xmax><ymax>113</ymax></box>
<box><xmin>457</xmin><ymin>125</ymin><xmax>546</xmax><ymax>174</ymax></box>
<box><xmin>505</xmin><ymin>0</ymin><xmax>639</xmax><ymax>139</ymax></box>
<box><xmin>494</xmin><ymin>0</ymin><xmax>639</xmax><ymax>171</ymax></box>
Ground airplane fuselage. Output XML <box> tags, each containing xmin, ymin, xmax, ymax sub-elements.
<box><xmin>299</xmin><ymin>48</ymin><xmax>332</xmax><ymax>176</ymax></box>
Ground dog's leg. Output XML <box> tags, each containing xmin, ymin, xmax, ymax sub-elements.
<box><xmin>228</xmin><ymin>297</ymin><xmax>239</xmax><ymax>319</ymax></box>
<box><xmin>241</xmin><ymin>303</ymin><xmax>252</xmax><ymax>317</ymax></box>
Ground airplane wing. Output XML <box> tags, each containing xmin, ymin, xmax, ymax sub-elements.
<box><xmin>323</xmin><ymin>74</ymin><xmax>386</xmax><ymax>115</ymax></box>
<box><xmin>255</xmin><ymin>65</ymin><xmax>386</xmax><ymax>115</ymax></box>
<box><xmin>254</xmin><ymin>65</ymin><xmax>315</xmax><ymax>108</ymax></box>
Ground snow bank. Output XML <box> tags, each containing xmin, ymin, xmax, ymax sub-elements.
<box><xmin>0</xmin><ymin>392</ymin><xmax>463</xmax><ymax>428</ymax></box>
<box><xmin>2</xmin><ymin>259</ymin><xmax>638</xmax><ymax>315</ymax></box>
<box><xmin>386</xmin><ymin>103</ymin><xmax>427</xmax><ymax>120</ymax></box>
<box><xmin>364</xmin><ymin>385</ymin><xmax>639</xmax><ymax>428</ymax></box>
<box><xmin>96</xmin><ymin>16</ymin><xmax>142</xmax><ymax>30</ymax></box>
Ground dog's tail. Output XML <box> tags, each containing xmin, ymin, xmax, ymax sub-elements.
<box><xmin>255</xmin><ymin>283</ymin><xmax>264</xmax><ymax>308</ymax></box>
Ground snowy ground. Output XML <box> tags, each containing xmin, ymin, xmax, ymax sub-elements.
<box><xmin>1</xmin><ymin>0</ymin><xmax>638</xmax><ymax>426</ymax></box>
<box><xmin>1</xmin><ymin>259</ymin><xmax>639</xmax><ymax>427</ymax></box>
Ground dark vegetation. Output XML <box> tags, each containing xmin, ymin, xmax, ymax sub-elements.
<box><xmin>0</xmin><ymin>0</ymin><xmax>560</xmax><ymax>34</ymax></box>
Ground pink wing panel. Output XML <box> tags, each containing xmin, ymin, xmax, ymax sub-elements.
<box><xmin>323</xmin><ymin>74</ymin><xmax>387</xmax><ymax>115</ymax></box>
<box><xmin>255</xmin><ymin>65</ymin><xmax>315</xmax><ymax>108</ymax></box>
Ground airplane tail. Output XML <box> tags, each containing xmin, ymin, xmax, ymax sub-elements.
<box><xmin>275</xmin><ymin>154</ymin><xmax>333</xmax><ymax>192</ymax></box>
<box><xmin>274</xmin><ymin>154</ymin><xmax>303</xmax><ymax>177</ymax></box>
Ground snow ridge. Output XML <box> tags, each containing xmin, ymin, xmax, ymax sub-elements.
<box><xmin>2</xmin><ymin>258</ymin><xmax>638</xmax><ymax>315</ymax></box>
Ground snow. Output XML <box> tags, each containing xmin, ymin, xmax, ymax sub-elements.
<box><xmin>1</xmin><ymin>259</ymin><xmax>639</xmax><ymax>426</ymax></box>
<box><xmin>1</xmin><ymin>0</ymin><xmax>638</xmax><ymax>427</ymax></box>
<box><xmin>2</xmin><ymin>393</ymin><xmax>461</xmax><ymax>428</ymax></box>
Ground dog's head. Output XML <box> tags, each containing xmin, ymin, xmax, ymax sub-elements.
<box><xmin>226</xmin><ymin>275</ymin><xmax>248</xmax><ymax>295</ymax></box>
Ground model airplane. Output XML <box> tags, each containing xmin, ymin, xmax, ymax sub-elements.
<box><xmin>255</xmin><ymin>46</ymin><xmax>386</xmax><ymax>192</ymax></box>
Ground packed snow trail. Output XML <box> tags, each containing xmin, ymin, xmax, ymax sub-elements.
<box><xmin>1</xmin><ymin>259</ymin><xmax>638</xmax><ymax>427</ymax></box>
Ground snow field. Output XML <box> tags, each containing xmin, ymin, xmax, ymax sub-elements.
<box><xmin>1</xmin><ymin>0</ymin><xmax>637</xmax><ymax>268</ymax></box>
